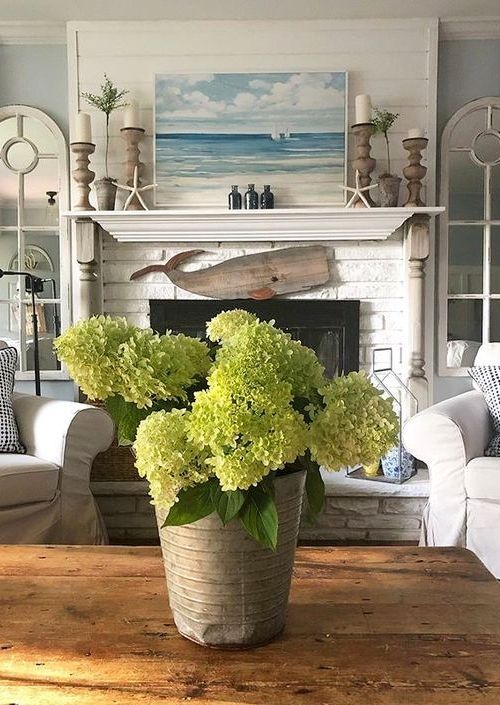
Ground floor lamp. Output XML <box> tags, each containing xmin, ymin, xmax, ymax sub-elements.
<box><xmin>0</xmin><ymin>269</ymin><xmax>41</xmax><ymax>396</ymax></box>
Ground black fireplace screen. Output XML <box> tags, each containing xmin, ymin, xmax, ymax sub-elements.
<box><xmin>149</xmin><ymin>300</ymin><xmax>359</xmax><ymax>377</ymax></box>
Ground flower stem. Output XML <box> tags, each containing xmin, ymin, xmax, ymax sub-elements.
<box><xmin>385</xmin><ymin>132</ymin><xmax>391</xmax><ymax>176</ymax></box>
<box><xmin>105</xmin><ymin>113</ymin><xmax>110</xmax><ymax>179</ymax></box>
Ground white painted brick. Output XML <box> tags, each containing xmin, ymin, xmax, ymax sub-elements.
<box><xmin>365</xmin><ymin>528</ymin><xmax>420</xmax><ymax>542</ymax></box>
<box><xmin>301</xmin><ymin>514</ymin><xmax>347</xmax><ymax>529</ymax></box>
<box><xmin>336</xmin><ymin>282</ymin><xmax>404</xmax><ymax>299</ymax></box>
<box><xmin>304</xmin><ymin>528</ymin><xmax>370</xmax><ymax>541</ymax></box>
<box><xmin>96</xmin><ymin>496</ymin><xmax>136</xmax><ymax>515</ymax></box>
<box><xmin>361</xmin><ymin>299</ymin><xmax>404</xmax><ymax>314</ymax></box>
<box><xmin>330</xmin><ymin>242</ymin><xmax>402</xmax><ymax>261</ymax></box>
<box><xmin>104</xmin><ymin>281</ymin><xmax>176</xmax><ymax>300</ymax></box>
<box><xmin>347</xmin><ymin>515</ymin><xmax>421</xmax><ymax>529</ymax></box>
<box><xmin>333</xmin><ymin>260</ymin><xmax>403</xmax><ymax>283</ymax></box>
<box><xmin>360</xmin><ymin>314</ymin><xmax>385</xmax><ymax>331</ymax></box>
<box><xmin>382</xmin><ymin>498</ymin><xmax>427</xmax><ymax>515</ymax></box>
<box><xmin>326</xmin><ymin>497</ymin><xmax>380</xmax><ymax>515</ymax></box>
<box><xmin>360</xmin><ymin>330</ymin><xmax>404</xmax><ymax>346</ymax></box>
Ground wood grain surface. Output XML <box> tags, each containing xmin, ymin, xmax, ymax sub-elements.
<box><xmin>1</xmin><ymin>545</ymin><xmax>499</xmax><ymax>704</ymax></box>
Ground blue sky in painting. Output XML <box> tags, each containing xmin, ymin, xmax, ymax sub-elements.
<box><xmin>155</xmin><ymin>72</ymin><xmax>346</xmax><ymax>134</ymax></box>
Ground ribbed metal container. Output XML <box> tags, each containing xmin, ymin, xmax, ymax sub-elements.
<box><xmin>156</xmin><ymin>469</ymin><xmax>305</xmax><ymax>649</ymax></box>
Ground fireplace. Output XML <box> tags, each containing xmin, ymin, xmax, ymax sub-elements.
<box><xmin>149</xmin><ymin>300</ymin><xmax>360</xmax><ymax>377</ymax></box>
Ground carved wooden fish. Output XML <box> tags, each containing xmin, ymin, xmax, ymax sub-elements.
<box><xmin>130</xmin><ymin>245</ymin><xmax>330</xmax><ymax>300</ymax></box>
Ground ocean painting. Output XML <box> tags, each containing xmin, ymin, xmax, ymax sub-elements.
<box><xmin>154</xmin><ymin>71</ymin><xmax>347</xmax><ymax>207</ymax></box>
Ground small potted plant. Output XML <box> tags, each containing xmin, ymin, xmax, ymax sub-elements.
<box><xmin>55</xmin><ymin>311</ymin><xmax>398</xmax><ymax>649</ymax></box>
<box><xmin>81</xmin><ymin>74</ymin><xmax>128</xmax><ymax>210</ymax></box>
<box><xmin>373</xmin><ymin>108</ymin><xmax>401</xmax><ymax>207</ymax></box>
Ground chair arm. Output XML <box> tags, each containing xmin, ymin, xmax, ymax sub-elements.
<box><xmin>13</xmin><ymin>393</ymin><xmax>114</xmax><ymax>467</ymax></box>
<box><xmin>402</xmin><ymin>390</ymin><xmax>492</xmax><ymax>547</ymax></box>
<box><xmin>403</xmin><ymin>390</ymin><xmax>492</xmax><ymax>469</ymax></box>
<box><xmin>12</xmin><ymin>393</ymin><xmax>115</xmax><ymax>544</ymax></box>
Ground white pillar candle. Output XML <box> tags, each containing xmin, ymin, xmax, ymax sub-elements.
<box><xmin>123</xmin><ymin>101</ymin><xmax>141</xmax><ymax>129</ymax></box>
<box><xmin>74</xmin><ymin>112</ymin><xmax>92</xmax><ymax>143</ymax></box>
<box><xmin>407</xmin><ymin>128</ymin><xmax>425</xmax><ymax>139</ymax></box>
<box><xmin>355</xmin><ymin>94</ymin><xmax>372</xmax><ymax>124</ymax></box>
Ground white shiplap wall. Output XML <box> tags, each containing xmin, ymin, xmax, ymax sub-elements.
<box><xmin>68</xmin><ymin>19</ymin><xmax>438</xmax><ymax>374</ymax></box>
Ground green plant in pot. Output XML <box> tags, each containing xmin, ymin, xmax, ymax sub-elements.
<box><xmin>81</xmin><ymin>74</ymin><xmax>128</xmax><ymax>210</ymax></box>
<box><xmin>373</xmin><ymin>107</ymin><xmax>401</xmax><ymax>207</ymax></box>
<box><xmin>55</xmin><ymin>311</ymin><xmax>398</xmax><ymax>648</ymax></box>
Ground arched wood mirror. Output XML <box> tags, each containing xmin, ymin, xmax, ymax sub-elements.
<box><xmin>0</xmin><ymin>105</ymin><xmax>70</xmax><ymax>378</ymax></box>
<box><xmin>439</xmin><ymin>97</ymin><xmax>500</xmax><ymax>374</ymax></box>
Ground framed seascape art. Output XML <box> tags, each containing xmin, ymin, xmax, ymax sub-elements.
<box><xmin>154</xmin><ymin>71</ymin><xmax>347</xmax><ymax>207</ymax></box>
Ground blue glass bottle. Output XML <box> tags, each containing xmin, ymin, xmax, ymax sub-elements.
<box><xmin>260</xmin><ymin>185</ymin><xmax>274</xmax><ymax>209</ymax></box>
<box><xmin>228</xmin><ymin>185</ymin><xmax>242</xmax><ymax>210</ymax></box>
<box><xmin>244</xmin><ymin>184</ymin><xmax>259</xmax><ymax>210</ymax></box>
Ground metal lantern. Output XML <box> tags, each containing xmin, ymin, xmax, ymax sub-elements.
<box><xmin>347</xmin><ymin>348</ymin><xmax>418</xmax><ymax>484</ymax></box>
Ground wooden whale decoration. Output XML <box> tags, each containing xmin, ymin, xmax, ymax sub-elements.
<box><xmin>130</xmin><ymin>245</ymin><xmax>330</xmax><ymax>300</ymax></box>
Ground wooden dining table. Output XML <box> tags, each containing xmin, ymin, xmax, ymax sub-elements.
<box><xmin>1</xmin><ymin>544</ymin><xmax>500</xmax><ymax>704</ymax></box>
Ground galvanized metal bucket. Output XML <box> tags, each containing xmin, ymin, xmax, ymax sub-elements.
<box><xmin>156</xmin><ymin>469</ymin><xmax>306</xmax><ymax>649</ymax></box>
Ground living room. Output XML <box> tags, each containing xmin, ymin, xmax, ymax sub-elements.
<box><xmin>1</xmin><ymin>0</ymin><xmax>500</xmax><ymax>701</ymax></box>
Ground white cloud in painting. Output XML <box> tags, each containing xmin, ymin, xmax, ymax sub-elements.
<box><xmin>156</xmin><ymin>71</ymin><xmax>345</xmax><ymax>132</ymax></box>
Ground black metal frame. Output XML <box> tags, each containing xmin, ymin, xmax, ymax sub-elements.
<box><xmin>150</xmin><ymin>299</ymin><xmax>360</xmax><ymax>375</ymax></box>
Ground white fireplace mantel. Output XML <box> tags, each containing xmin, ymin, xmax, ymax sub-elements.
<box><xmin>64</xmin><ymin>206</ymin><xmax>444</xmax><ymax>243</ymax></box>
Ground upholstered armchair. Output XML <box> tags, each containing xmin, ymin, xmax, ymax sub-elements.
<box><xmin>0</xmin><ymin>393</ymin><xmax>114</xmax><ymax>544</ymax></box>
<box><xmin>403</xmin><ymin>344</ymin><xmax>500</xmax><ymax>576</ymax></box>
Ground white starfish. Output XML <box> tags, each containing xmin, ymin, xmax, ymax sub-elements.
<box><xmin>339</xmin><ymin>170</ymin><xmax>378</xmax><ymax>208</ymax></box>
<box><xmin>116</xmin><ymin>166</ymin><xmax>156</xmax><ymax>210</ymax></box>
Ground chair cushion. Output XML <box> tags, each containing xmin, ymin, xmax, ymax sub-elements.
<box><xmin>468</xmin><ymin>365</ymin><xmax>500</xmax><ymax>456</ymax></box>
<box><xmin>465</xmin><ymin>456</ymin><xmax>500</xmax><ymax>500</ymax></box>
<box><xmin>0</xmin><ymin>348</ymin><xmax>24</xmax><ymax>453</ymax></box>
<box><xmin>0</xmin><ymin>454</ymin><xmax>59</xmax><ymax>508</ymax></box>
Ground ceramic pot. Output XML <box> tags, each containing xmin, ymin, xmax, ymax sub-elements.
<box><xmin>381</xmin><ymin>446</ymin><xmax>414</xmax><ymax>482</ymax></box>
<box><xmin>363</xmin><ymin>459</ymin><xmax>381</xmax><ymax>477</ymax></box>
<box><xmin>378</xmin><ymin>175</ymin><xmax>402</xmax><ymax>207</ymax></box>
<box><xmin>94</xmin><ymin>177</ymin><xmax>117</xmax><ymax>210</ymax></box>
<box><xmin>156</xmin><ymin>469</ymin><xmax>306</xmax><ymax>649</ymax></box>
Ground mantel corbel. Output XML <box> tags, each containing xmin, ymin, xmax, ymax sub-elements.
<box><xmin>405</xmin><ymin>213</ymin><xmax>432</xmax><ymax>411</ymax></box>
<box><xmin>74</xmin><ymin>217</ymin><xmax>103</xmax><ymax>319</ymax></box>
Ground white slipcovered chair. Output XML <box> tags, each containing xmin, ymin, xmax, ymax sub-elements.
<box><xmin>0</xmin><ymin>393</ymin><xmax>114</xmax><ymax>544</ymax></box>
<box><xmin>403</xmin><ymin>344</ymin><xmax>500</xmax><ymax>576</ymax></box>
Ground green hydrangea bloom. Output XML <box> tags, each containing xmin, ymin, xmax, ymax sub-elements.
<box><xmin>134</xmin><ymin>408</ymin><xmax>211</xmax><ymax>509</ymax></box>
<box><xmin>54</xmin><ymin>315</ymin><xmax>210</xmax><ymax>408</ymax></box>
<box><xmin>310</xmin><ymin>371</ymin><xmax>399</xmax><ymax>470</ymax></box>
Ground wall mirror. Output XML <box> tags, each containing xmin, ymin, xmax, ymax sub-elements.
<box><xmin>439</xmin><ymin>98</ymin><xmax>500</xmax><ymax>373</ymax></box>
<box><xmin>0</xmin><ymin>106</ymin><xmax>70</xmax><ymax>378</ymax></box>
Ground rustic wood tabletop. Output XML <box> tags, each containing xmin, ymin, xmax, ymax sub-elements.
<box><xmin>1</xmin><ymin>545</ymin><xmax>499</xmax><ymax>704</ymax></box>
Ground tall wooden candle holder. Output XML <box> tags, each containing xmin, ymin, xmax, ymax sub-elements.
<box><xmin>70</xmin><ymin>142</ymin><xmax>95</xmax><ymax>211</ymax></box>
<box><xmin>120</xmin><ymin>127</ymin><xmax>145</xmax><ymax>210</ymax></box>
<box><xmin>402</xmin><ymin>137</ymin><xmax>428</xmax><ymax>207</ymax></box>
<box><xmin>351</xmin><ymin>122</ymin><xmax>377</xmax><ymax>208</ymax></box>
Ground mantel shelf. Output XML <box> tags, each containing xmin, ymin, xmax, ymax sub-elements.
<box><xmin>63</xmin><ymin>206</ymin><xmax>444</xmax><ymax>243</ymax></box>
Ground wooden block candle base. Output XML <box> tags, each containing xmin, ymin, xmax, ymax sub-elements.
<box><xmin>120</xmin><ymin>127</ymin><xmax>145</xmax><ymax>210</ymax></box>
<box><xmin>70</xmin><ymin>142</ymin><xmax>95</xmax><ymax>211</ymax></box>
<box><xmin>403</xmin><ymin>137</ymin><xmax>428</xmax><ymax>207</ymax></box>
<box><xmin>351</xmin><ymin>122</ymin><xmax>377</xmax><ymax>208</ymax></box>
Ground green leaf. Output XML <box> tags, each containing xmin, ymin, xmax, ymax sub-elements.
<box><xmin>239</xmin><ymin>484</ymin><xmax>278</xmax><ymax>550</ymax></box>
<box><xmin>211</xmin><ymin>484</ymin><xmax>246</xmax><ymax>525</ymax></box>
<box><xmin>304</xmin><ymin>460</ymin><xmax>325</xmax><ymax>522</ymax></box>
<box><xmin>162</xmin><ymin>479</ymin><xmax>217</xmax><ymax>527</ymax></box>
<box><xmin>104</xmin><ymin>396</ymin><xmax>149</xmax><ymax>446</ymax></box>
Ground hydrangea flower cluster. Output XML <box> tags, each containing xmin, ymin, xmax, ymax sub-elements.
<box><xmin>54</xmin><ymin>315</ymin><xmax>210</xmax><ymax>408</ymax></box>
<box><xmin>55</xmin><ymin>310</ymin><xmax>399</xmax><ymax>544</ymax></box>
<box><xmin>310</xmin><ymin>372</ymin><xmax>399</xmax><ymax>470</ymax></box>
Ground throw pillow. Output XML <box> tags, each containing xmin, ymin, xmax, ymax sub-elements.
<box><xmin>0</xmin><ymin>347</ymin><xmax>24</xmax><ymax>453</ymax></box>
<box><xmin>469</xmin><ymin>365</ymin><xmax>500</xmax><ymax>457</ymax></box>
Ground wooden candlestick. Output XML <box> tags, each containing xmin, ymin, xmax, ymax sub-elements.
<box><xmin>351</xmin><ymin>122</ymin><xmax>377</xmax><ymax>207</ymax></box>
<box><xmin>70</xmin><ymin>142</ymin><xmax>95</xmax><ymax>211</ymax></box>
<box><xmin>402</xmin><ymin>137</ymin><xmax>428</xmax><ymax>207</ymax></box>
<box><xmin>120</xmin><ymin>127</ymin><xmax>145</xmax><ymax>210</ymax></box>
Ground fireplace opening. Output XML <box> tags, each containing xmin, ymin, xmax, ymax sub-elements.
<box><xmin>150</xmin><ymin>300</ymin><xmax>359</xmax><ymax>377</ymax></box>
